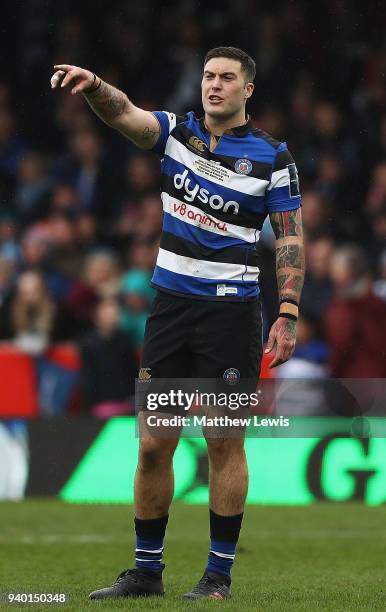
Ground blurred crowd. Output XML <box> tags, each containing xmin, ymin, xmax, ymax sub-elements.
<box><xmin>0</xmin><ymin>0</ymin><xmax>385</xmax><ymax>415</ymax></box>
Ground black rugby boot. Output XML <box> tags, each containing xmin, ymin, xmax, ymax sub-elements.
<box><xmin>183</xmin><ymin>570</ymin><xmax>231</xmax><ymax>600</ymax></box>
<box><xmin>89</xmin><ymin>566</ymin><xmax>164</xmax><ymax>599</ymax></box>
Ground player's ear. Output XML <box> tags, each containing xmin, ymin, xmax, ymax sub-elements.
<box><xmin>245</xmin><ymin>82</ymin><xmax>254</xmax><ymax>99</ymax></box>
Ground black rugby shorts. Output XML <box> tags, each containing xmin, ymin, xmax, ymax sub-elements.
<box><xmin>140</xmin><ymin>290</ymin><xmax>263</xmax><ymax>382</ymax></box>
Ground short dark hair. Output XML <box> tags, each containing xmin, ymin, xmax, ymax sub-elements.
<box><xmin>204</xmin><ymin>46</ymin><xmax>256</xmax><ymax>83</ymax></box>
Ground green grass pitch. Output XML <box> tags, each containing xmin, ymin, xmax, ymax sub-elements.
<box><xmin>0</xmin><ymin>500</ymin><xmax>385</xmax><ymax>611</ymax></box>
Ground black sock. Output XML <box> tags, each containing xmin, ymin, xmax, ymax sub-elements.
<box><xmin>207</xmin><ymin>509</ymin><xmax>244</xmax><ymax>581</ymax></box>
<box><xmin>134</xmin><ymin>515</ymin><xmax>168</xmax><ymax>572</ymax></box>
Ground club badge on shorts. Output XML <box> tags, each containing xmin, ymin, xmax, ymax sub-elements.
<box><xmin>223</xmin><ymin>368</ymin><xmax>241</xmax><ymax>385</ymax></box>
<box><xmin>234</xmin><ymin>158</ymin><xmax>252</xmax><ymax>175</ymax></box>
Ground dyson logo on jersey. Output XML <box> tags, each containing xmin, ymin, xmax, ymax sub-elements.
<box><xmin>174</xmin><ymin>169</ymin><xmax>239</xmax><ymax>215</ymax></box>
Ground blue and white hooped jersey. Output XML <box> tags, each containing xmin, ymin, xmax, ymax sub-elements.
<box><xmin>150</xmin><ymin>111</ymin><xmax>301</xmax><ymax>301</ymax></box>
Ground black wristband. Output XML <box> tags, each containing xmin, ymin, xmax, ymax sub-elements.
<box><xmin>84</xmin><ymin>73</ymin><xmax>101</xmax><ymax>94</ymax></box>
<box><xmin>280</xmin><ymin>297</ymin><xmax>299</xmax><ymax>307</ymax></box>
<box><xmin>278</xmin><ymin>312</ymin><xmax>298</xmax><ymax>322</ymax></box>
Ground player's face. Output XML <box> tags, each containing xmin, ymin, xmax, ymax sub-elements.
<box><xmin>202</xmin><ymin>57</ymin><xmax>254</xmax><ymax>120</ymax></box>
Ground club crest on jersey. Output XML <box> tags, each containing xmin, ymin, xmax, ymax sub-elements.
<box><xmin>223</xmin><ymin>368</ymin><xmax>241</xmax><ymax>385</ymax></box>
<box><xmin>234</xmin><ymin>158</ymin><xmax>252</xmax><ymax>175</ymax></box>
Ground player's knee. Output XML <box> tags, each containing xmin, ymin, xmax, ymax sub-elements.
<box><xmin>138</xmin><ymin>438</ymin><xmax>177</xmax><ymax>472</ymax></box>
<box><xmin>206</xmin><ymin>438</ymin><xmax>245</xmax><ymax>465</ymax></box>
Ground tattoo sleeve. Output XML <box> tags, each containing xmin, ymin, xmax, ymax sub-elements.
<box><xmin>84</xmin><ymin>80</ymin><xmax>129</xmax><ymax>123</ymax></box>
<box><xmin>83</xmin><ymin>80</ymin><xmax>160</xmax><ymax>148</ymax></box>
<box><xmin>269</xmin><ymin>208</ymin><xmax>306</xmax><ymax>304</ymax></box>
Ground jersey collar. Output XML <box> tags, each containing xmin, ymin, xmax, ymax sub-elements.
<box><xmin>199</xmin><ymin>114</ymin><xmax>252</xmax><ymax>137</ymax></box>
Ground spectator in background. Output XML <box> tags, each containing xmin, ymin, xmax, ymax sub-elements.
<box><xmin>373</xmin><ymin>249</ymin><xmax>386</xmax><ymax>302</ymax></box>
<box><xmin>278</xmin><ymin>311</ymin><xmax>329</xmax><ymax>379</ymax></box>
<box><xmin>116</xmin><ymin>155</ymin><xmax>160</xmax><ymax>233</ymax></box>
<box><xmin>289</xmin><ymin>87</ymin><xmax>314</xmax><ymax>151</ymax></box>
<box><xmin>50</xmin><ymin>183</ymin><xmax>79</xmax><ymax>215</ymax></box>
<box><xmin>301</xmin><ymin>191</ymin><xmax>333</xmax><ymax>240</ymax></box>
<box><xmin>371</xmin><ymin>114</ymin><xmax>386</xmax><ymax>164</ymax></box>
<box><xmin>50</xmin><ymin>185</ymin><xmax>101</xmax><ymax>255</ymax></box>
<box><xmin>120</xmin><ymin>269</ymin><xmax>155</xmax><ymax>349</ymax></box>
<box><xmin>254</xmin><ymin>107</ymin><xmax>287</xmax><ymax>140</ymax></box>
<box><xmin>118</xmin><ymin>192</ymin><xmax>162</xmax><ymax>242</ymax></box>
<box><xmin>0</xmin><ymin>255</ymin><xmax>15</xmax><ymax>309</ymax></box>
<box><xmin>54</xmin><ymin>87</ymin><xmax>92</xmax><ymax>136</ymax></box>
<box><xmin>129</xmin><ymin>194</ymin><xmax>163</xmax><ymax>242</ymax></box>
<box><xmin>312</xmin><ymin>102</ymin><xmax>343</xmax><ymax>157</ymax></box>
<box><xmin>0</xmin><ymin>107</ymin><xmax>30</xmax><ymax>181</ymax></box>
<box><xmin>301</xmin><ymin>236</ymin><xmax>334</xmax><ymax>320</ymax></box>
<box><xmin>65</xmin><ymin>249</ymin><xmax>121</xmax><ymax>330</ymax></box>
<box><xmin>126</xmin><ymin>155</ymin><xmax>159</xmax><ymax>199</ymax></box>
<box><xmin>366</xmin><ymin>161</ymin><xmax>386</xmax><ymax>214</ymax></box>
<box><xmin>20</xmin><ymin>225</ymin><xmax>51</xmax><ymax>268</ymax></box>
<box><xmin>166</xmin><ymin>20</ymin><xmax>203</xmax><ymax>113</ymax></box>
<box><xmin>314</xmin><ymin>152</ymin><xmax>354</xmax><ymax>233</ymax></box>
<box><xmin>325</xmin><ymin>245</ymin><xmax>386</xmax><ymax>377</ymax></box>
<box><xmin>15</xmin><ymin>152</ymin><xmax>52</xmax><ymax>225</ymax></box>
<box><xmin>0</xmin><ymin>211</ymin><xmax>19</xmax><ymax>262</ymax></box>
<box><xmin>0</xmin><ymin>270</ymin><xmax>74</xmax><ymax>354</ymax></box>
<box><xmin>74</xmin><ymin>212</ymin><xmax>100</xmax><ymax>254</ymax></box>
<box><xmin>66</xmin><ymin>127</ymin><xmax>104</xmax><ymax>211</ymax></box>
<box><xmin>20</xmin><ymin>226</ymin><xmax>72</xmax><ymax>302</ymax></box>
<box><xmin>253</xmin><ymin>13</ymin><xmax>288</xmax><ymax>101</ymax></box>
<box><xmin>56</xmin><ymin>126</ymin><xmax>124</xmax><ymax>224</ymax></box>
<box><xmin>53</xmin><ymin>15</ymin><xmax>88</xmax><ymax>71</ymax></box>
<box><xmin>276</xmin><ymin>311</ymin><xmax>329</xmax><ymax>416</ymax></box>
<box><xmin>47</xmin><ymin>213</ymin><xmax>83</xmax><ymax>280</ymax></box>
<box><xmin>79</xmin><ymin>297</ymin><xmax>137</xmax><ymax>417</ymax></box>
<box><xmin>366</xmin><ymin>206</ymin><xmax>386</xmax><ymax>270</ymax></box>
<box><xmin>128</xmin><ymin>238</ymin><xmax>158</xmax><ymax>272</ymax></box>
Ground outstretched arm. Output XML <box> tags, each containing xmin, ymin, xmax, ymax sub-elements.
<box><xmin>51</xmin><ymin>64</ymin><xmax>160</xmax><ymax>149</ymax></box>
<box><xmin>265</xmin><ymin>208</ymin><xmax>305</xmax><ymax>368</ymax></box>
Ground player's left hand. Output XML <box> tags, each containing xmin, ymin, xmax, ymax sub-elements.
<box><xmin>264</xmin><ymin>317</ymin><xmax>297</xmax><ymax>368</ymax></box>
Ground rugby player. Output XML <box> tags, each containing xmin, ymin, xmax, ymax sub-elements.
<box><xmin>51</xmin><ymin>46</ymin><xmax>305</xmax><ymax>601</ymax></box>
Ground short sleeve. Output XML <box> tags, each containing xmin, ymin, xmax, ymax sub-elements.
<box><xmin>151</xmin><ymin>111</ymin><xmax>178</xmax><ymax>156</ymax></box>
<box><xmin>265</xmin><ymin>143</ymin><xmax>301</xmax><ymax>213</ymax></box>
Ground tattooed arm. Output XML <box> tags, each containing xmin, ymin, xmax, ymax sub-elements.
<box><xmin>50</xmin><ymin>64</ymin><xmax>160</xmax><ymax>149</ymax></box>
<box><xmin>265</xmin><ymin>208</ymin><xmax>305</xmax><ymax>368</ymax></box>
